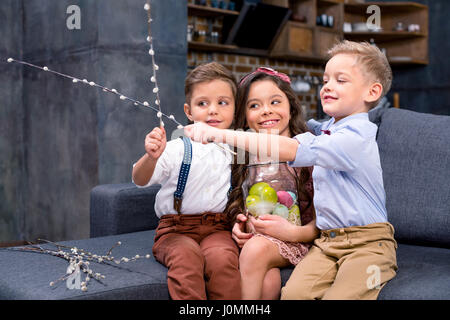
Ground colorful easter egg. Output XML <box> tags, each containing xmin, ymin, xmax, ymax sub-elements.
<box><xmin>277</xmin><ymin>191</ymin><xmax>294</xmax><ymax>208</ymax></box>
<box><xmin>288</xmin><ymin>204</ymin><xmax>301</xmax><ymax>225</ymax></box>
<box><xmin>272</xmin><ymin>203</ymin><xmax>289</xmax><ymax>219</ymax></box>
<box><xmin>287</xmin><ymin>191</ymin><xmax>297</xmax><ymax>204</ymax></box>
<box><xmin>260</xmin><ymin>185</ymin><xmax>278</xmax><ymax>204</ymax></box>
<box><xmin>246</xmin><ymin>195</ymin><xmax>260</xmax><ymax>208</ymax></box>
<box><xmin>249</xmin><ymin>182</ymin><xmax>270</xmax><ymax>197</ymax></box>
<box><xmin>247</xmin><ymin>201</ymin><xmax>275</xmax><ymax>217</ymax></box>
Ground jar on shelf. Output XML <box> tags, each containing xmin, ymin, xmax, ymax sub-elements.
<box><xmin>195</xmin><ymin>0</ymin><xmax>207</xmax><ymax>6</ymax></box>
<box><xmin>187</xmin><ymin>24</ymin><xmax>194</xmax><ymax>42</ymax></box>
<box><xmin>211</xmin><ymin>31</ymin><xmax>219</xmax><ymax>44</ymax></box>
<box><xmin>196</xmin><ymin>29</ymin><xmax>206</xmax><ymax>42</ymax></box>
<box><xmin>242</xmin><ymin>162</ymin><xmax>301</xmax><ymax>232</ymax></box>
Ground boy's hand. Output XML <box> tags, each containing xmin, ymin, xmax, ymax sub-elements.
<box><xmin>184</xmin><ymin>122</ymin><xmax>222</xmax><ymax>144</ymax></box>
<box><xmin>145</xmin><ymin>126</ymin><xmax>166</xmax><ymax>160</ymax></box>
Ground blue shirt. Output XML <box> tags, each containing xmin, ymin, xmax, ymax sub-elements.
<box><xmin>288</xmin><ymin>113</ymin><xmax>387</xmax><ymax>230</ymax></box>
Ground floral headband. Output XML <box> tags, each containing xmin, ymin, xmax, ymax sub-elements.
<box><xmin>239</xmin><ymin>67</ymin><xmax>291</xmax><ymax>87</ymax></box>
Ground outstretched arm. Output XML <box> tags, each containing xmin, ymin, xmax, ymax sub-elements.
<box><xmin>184</xmin><ymin>122</ymin><xmax>299</xmax><ymax>162</ymax></box>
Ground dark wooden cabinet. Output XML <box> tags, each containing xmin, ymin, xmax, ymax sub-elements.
<box><xmin>188</xmin><ymin>1</ymin><xmax>429</xmax><ymax>66</ymax></box>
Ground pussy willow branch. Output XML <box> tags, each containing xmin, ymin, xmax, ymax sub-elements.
<box><xmin>5</xmin><ymin>1</ymin><xmax>237</xmax><ymax>156</ymax></box>
<box><xmin>145</xmin><ymin>0</ymin><xmax>163</xmax><ymax>127</ymax></box>
<box><xmin>6</xmin><ymin>57</ymin><xmax>183</xmax><ymax>128</ymax></box>
<box><xmin>8</xmin><ymin>238</ymin><xmax>151</xmax><ymax>291</ymax></box>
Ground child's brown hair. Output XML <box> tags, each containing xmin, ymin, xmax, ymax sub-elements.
<box><xmin>328</xmin><ymin>40</ymin><xmax>393</xmax><ymax>108</ymax></box>
<box><xmin>184</xmin><ymin>62</ymin><xmax>237</xmax><ymax>105</ymax></box>
<box><xmin>224</xmin><ymin>71</ymin><xmax>313</xmax><ymax>221</ymax></box>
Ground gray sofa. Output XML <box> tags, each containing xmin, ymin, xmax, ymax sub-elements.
<box><xmin>1</xmin><ymin>107</ymin><xmax>449</xmax><ymax>299</ymax></box>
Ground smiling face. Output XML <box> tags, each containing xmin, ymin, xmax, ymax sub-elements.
<box><xmin>184</xmin><ymin>79</ymin><xmax>235</xmax><ymax>130</ymax></box>
<box><xmin>321</xmin><ymin>53</ymin><xmax>382</xmax><ymax>122</ymax></box>
<box><xmin>245</xmin><ymin>79</ymin><xmax>291</xmax><ymax>137</ymax></box>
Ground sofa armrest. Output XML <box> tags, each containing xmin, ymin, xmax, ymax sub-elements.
<box><xmin>89</xmin><ymin>183</ymin><xmax>161</xmax><ymax>238</ymax></box>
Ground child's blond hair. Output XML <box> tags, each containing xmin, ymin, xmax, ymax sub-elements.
<box><xmin>328</xmin><ymin>40</ymin><xmax>392</xmax><ymax>108</ymax></box>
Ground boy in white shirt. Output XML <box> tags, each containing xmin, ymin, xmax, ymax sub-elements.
<box><xmin>132</xmin><ymin>62</ymin><xmax>240</xmax><ymax>300</ymax></box>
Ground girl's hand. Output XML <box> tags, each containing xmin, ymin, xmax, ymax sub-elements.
<box><xmin>184</xmin><ymin>122</ymin><xmax>221</xmax><ymax>144</ymax></box>
<box><xmin>145</xmin><ymin>126</ymin><xmax>166</xmax><ymax>160</ymax></box>
<box><xmin>231</xmin><ymin>213</ymin><xmax>253</xmax><ymax>248</ymax></box>
<box><xmin>249</xmin><ymin>214</ymin><xmax>296</xmax><ymax>242</ymax></box>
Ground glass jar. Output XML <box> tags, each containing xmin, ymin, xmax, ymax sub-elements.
<box><xmin>187</xmin><ymin>24</ymin><xmax>194</xmax><ymax>42</ymax></box>
<box><xmin>242</xmin><ymin>162</ymin><xmax>301</xmax><ymax>232</ymax></box>
<box><xmin>197</xmin><ymin>30</ymin><xmax>206</xmax><ymax>43</ymax></box>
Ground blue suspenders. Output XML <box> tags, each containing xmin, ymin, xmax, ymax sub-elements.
<box><xmin>173</xmin><ymin>136</ymin><xmax>192</xmax><ymax>213</ymax></box>
<box><xmin>173</xmin><ymin>136</ymin><xmax>233</xmax><ymax>214</ymax></box>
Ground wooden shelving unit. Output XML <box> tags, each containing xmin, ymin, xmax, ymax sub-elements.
<box><xmin>344</xmin><ymin>1</ymin><xmax>427</xmax><ymax>14</ymax></box>
<box><xmin>343</xmin><ymin>1</ymin><xmax>429</xmax><ymax>65</ymax></box>
<box><xmin>188</xmin><ymin>1</ymin><xmax>429</xmax><ymax>66</ymax></box>
<box><xmin>188</xmin><ymin>41</ymin><xmax>270</xmax><ymax>57</ymax></box>
<box><xmin>344</xmin><ymin>31</ymin><xmax>427</xmax><ymax>42</ymax></box>
<box><xmin>188</xmin><ymin>40</ymin><xmax>238</xmax><ymax>51</ymax></box>
<box><xmin>187</xmin><ymin>3</ymin><xmax>239</xmax><ymax>17</ymax></box>
<box><xmin>271</xmin><ymin>0</ymin><xmax>344</xmax><ymax>62</ymax></box>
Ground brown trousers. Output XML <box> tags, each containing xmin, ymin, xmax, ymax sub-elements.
<box><xmin>152</xmin><ymin>212</ymin><xmax>241</xmax><ymax>300</ymax></box>
<box><xmin>281</xmin><ymin>222</ymin><xmax>398</xmax><ymax>300</ymax></box>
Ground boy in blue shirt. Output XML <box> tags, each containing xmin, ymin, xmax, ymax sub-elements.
<box><xmin>184</xmin><ymin>40</ymin><xmax>398</xmax><ymax>299</ymax></box>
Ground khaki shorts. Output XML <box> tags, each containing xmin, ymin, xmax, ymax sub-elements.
<box><xmin>281</xmin><ymin>222</ymin><xmax>398</xmax><ymax>300</ymax></box>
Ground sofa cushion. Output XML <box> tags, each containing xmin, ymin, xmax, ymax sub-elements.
<box><xmin>378</xmin><ymin>243</ymin><xmax>450</xmax><ymax>300</ymax></box>
<box><xmin>90</xmin><ymin>184</ymin><xmax>161</xmax><ymax>238</ymax></box>
<box><xmin>2</xmin><ymin>229</ymin><xmax>449</xmax><ymax>300</ymax></box>
<box><xmin>370</xmin><ymin>108</ymin><xmax>450</xmax><ymax>247</ymax></box>
<box><xmin>280</xmin><ymin>243</ymin><xmax>450</xmax><ymax>300</ymax></box>
<box><xmin>0</xmin><ymin>230</ymin><xmax>169</xmax><ymax>300</ymax></box>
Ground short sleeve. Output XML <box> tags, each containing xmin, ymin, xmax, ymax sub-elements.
<box><xmin>132</xmin><ymin>139</ymin><xmax>181</xmax><ymax>188</ymax></box>
<box><xmin>288</xmin><ymin>127</ymin><xmax>367</xmax><ymax>172</ymax></box>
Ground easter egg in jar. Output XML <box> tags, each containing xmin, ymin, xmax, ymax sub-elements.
<box><xmin>248</xmin><ymin>201</ymin><xmax>276</xmax><ymax>216</ymax></box>
<box><xmin>287</xmin><ymin>191</ymin><xmax>297</xmax><ymax>203</ymax></box>
<box><xmin>288</xmin><ymin>204</ymin><xmax>301</xmax><ymax>225</ymax></box>
<box><xmin>246</xmin><ymin>196</ymin><xmax>275</xmax><ymax>216</ymax></box>
<box><xmin>242</xmin><ymin>162</ymin><xmax>299</xmax><ymax>228</ymax></box>
<box><xmin>276</xmin><ymin>190</ymin><xmax>294</xmax><ymax>208</ymax></box>
<box><xmin>246</xmin><ymin>183</ymin><xmax>277</xmax><ymax>217</ymax></box>
<box><xmin>249</xmin><ymin>182</ymin><xmax>269</xmax><ymax>196</ymax></box>
<box><xmin>259</xmin><ymin>185</ymin><xmax>278</xmax><ymax>205</ymax></box>
<box><xmin>246</xmin><ymin>195</ymin><xmax>260</xmax><ymax>208</ymax></box>
<box><xmin>272</xmin><ymin>203</ymin><xmax>289</xmax><ymax>219</ymax></box>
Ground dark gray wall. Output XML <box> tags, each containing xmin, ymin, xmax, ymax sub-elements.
<box><xmin>0</xmin><ymin>0</ymin><xmax>25</xmax><ymax>242</ymax></box>
<box><xmin>369</xmin><ymin>0</ymin><xmax>450</xmax><ymax>115</ymax></box>
<box><xmin>0</xmin><ymin>0</ymin><xmax>187</xmax><ymax>242</ymax></box>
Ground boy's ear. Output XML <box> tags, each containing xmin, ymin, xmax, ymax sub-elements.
<box><xmin>184</xmin><ymin>103</ymin><xmax>194</xmax><ymax>121</ymax></box>
<box><xmin>365</xmin><ymin>82</ymin><xmax>383</xmax><ymax>103</ymax></box>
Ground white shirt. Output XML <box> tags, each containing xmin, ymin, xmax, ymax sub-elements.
<box><xmin>133</xmin><ymin>138</ymin><xmax>232</xmax><ymax>218</ymax></box>
<box><xmin>288</xmin><ymin>113</ymin><xmax>387</xmax><ymax>230</ymax></box>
